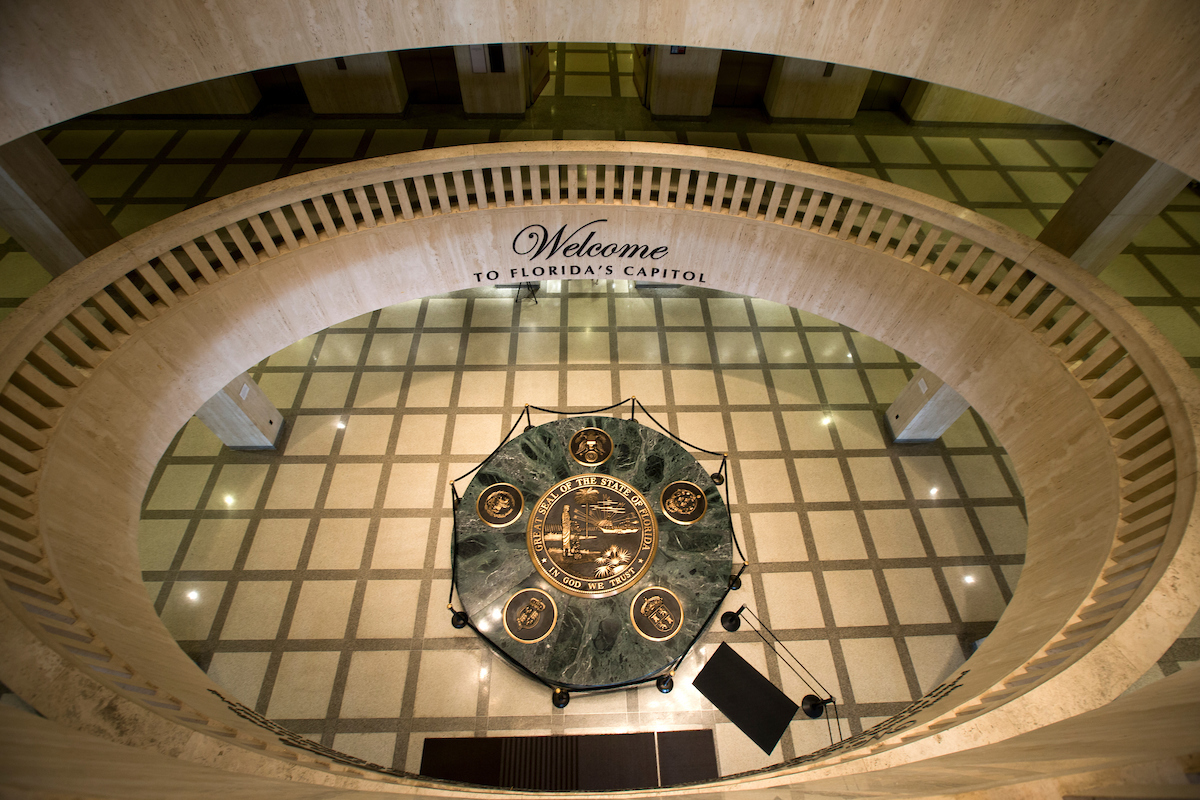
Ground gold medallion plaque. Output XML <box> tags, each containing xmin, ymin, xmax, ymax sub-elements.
<box><xmin>476</xmin><ymin>482</ymin><xmax>524</xmax><ymax>528</ymax></box>
<box><xmin>660</xmin><ymin>480</ymin><xmax>707</xmax><ymax>525</ymax></box>
<box><xmin>630</xmin><ymin>587</ymin><xmax>683</xmax><ymax>641</ymax></box>
<box><xmin>527</xmin><ymin>475</ymin><xmax>658</xmax><ymax>598</ymax></box>
<box><xmin>503</xmin><ymin>588</ymin><xmax>557</xmax><ymax>644</ymax></box>
<box><xmin>569</xmin><ymin>427</ymin><xmax>613</xmax><ymax>466</ymax></box>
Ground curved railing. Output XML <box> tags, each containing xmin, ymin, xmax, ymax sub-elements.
<box><xmin>0</xmin><ymin>142</ymin><xmax>1196</xmax><ymax>789</ymax></box>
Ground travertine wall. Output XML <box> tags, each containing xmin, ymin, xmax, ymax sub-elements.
<box><xmin>2</xmin><ymin>1</ymin><xmax>1199</xmax><ymax>177</ymax></box>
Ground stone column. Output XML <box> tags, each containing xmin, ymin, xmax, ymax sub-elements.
<box><xmin>1037</xmin><ymin>142</ymin><xmax>1191</xmax><ymax>275</ymax></box>
<box><xmin>296</xmin><ymin>52</ymin><xmax>409</xmax><ymax>115</ymax></box>
<box><xmin>453</xmin><ymin>44</ymin><xmax>528</xmax><ymax>116</ymax></box>
<box><xmin>886</xmin><ymin>366</ymin><xmax>971</xmax><ymax>443</ymax></box>
<box><xmin>901</xmin><ymin>81</ymin><xmax>1061</xmax><ymax>125</ymax></box>
<box><xmin>194</xmin><ymin>373</ymin><xmax>284</xmax><ymax>450</ymax></box>
<box><xmin>647</xmin><ymin>46</ymin><xmax>722</xmax><ymax>118</ymax></box>
<box><xmin>763</xmin><ymin>57</ymin><xmax>871</xmax><ymax>121</ymax></box>
<box><xmin>0</xmin><ymin>134</ymin><xmax>120</xmax><ymax>277</ymax></box>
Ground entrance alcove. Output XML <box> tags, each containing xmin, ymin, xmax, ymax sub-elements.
<box><xmin>137</xmin><ymin>278</ymin><xmax>1028</xmax><ymax>776</ymax></box>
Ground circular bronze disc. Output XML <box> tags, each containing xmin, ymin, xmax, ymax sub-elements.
<box><xmin>476</xmin><ymin>482</ymin><xmax>524</xmax><ymax>528</ymax></box>
<box><xmin>503</xmin><ymin>588</ymin><xmax>557</xmax><ymax>644</ymax></box>
<box><xmin>568</xmin><ymin>427</ymin><xmax>613</xmax><ymax>466</ymax></box>
<box><xmin>630</xmin><ymin>587</ymin><xmax>684</xmax><ymax>641</ymax></box>
<box><xmin>526</xmin><ymin>474</ymin><xmax>657</xmax><ymax>598</ymax></box>
<box><xmin>659</xmin><ymin>480</ymin><xmax>707</xmax><ymax>525</ymax></box>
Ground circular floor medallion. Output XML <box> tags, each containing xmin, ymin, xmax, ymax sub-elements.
<box><xmin>569</xmin><ymin>427</ymin><xmax>613</xmax><ymax>466</ymax></box>
<box><xmin>527</xmin><ymin>474</ymin><xmax>657</xmax><ymax>598</ymax></box>
<box><xmin>503</xmin><ymin>588</ymin><xmax>557</xmax><ymax>644</ymax></box>
<box><xmin>630</xmin><ymin>587</ymin><xmax>683</xmax><ymax>641</ymax></box>
<box><xmin>660</xmin><ymin>480</ymin><xmax>707</xmax><ymax>525</ymax></box>
<box><xmin>476</xmin><ymin>482</ymin><xmax>524</xmax><ymax>527</ymax></box>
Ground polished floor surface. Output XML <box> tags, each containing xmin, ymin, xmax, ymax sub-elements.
<box><xmin>1</xmin><ymin>40</ymin><xmax>1197</xmax><ymax>779</ymax></box>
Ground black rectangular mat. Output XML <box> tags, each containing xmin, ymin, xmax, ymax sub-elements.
<box><xmin>420</xmin><ymin>729</ymin><xmax>717</xmax><ymax>789</ymax></box>
<box><xmin>692</xmin><ymin>641</ymin><xmax>798</xmax><ymax>754</ymax></box>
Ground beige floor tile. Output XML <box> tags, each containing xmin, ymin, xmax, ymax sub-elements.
<box><xmin>751</xmin><ymin>512</ymin><xmax>808</xmax><ymax>562</ymax></box>
<box><xmin>285</xmin><ymin>415</ymin><xmax>340</xmax><ymax>456</ymax></box>
<box><xmin>848</xmin><ymin>457</ymin><xmax>905</xmax><ymax>501</ymax></box>
<box><xmin>942</xmin><ymin>567</ymin><xmax>1007</xmax><ymax>622</ymax></box>
<box><xmin>371</xmin><ymin>518</ymin><xmax>432</xmax><ymax>569</ymax></box>
<box><xmin>921</xmin><ymin>507</ymin><xmax>983</xmax><ymax>556</ymax></box>
<box><xmin>258</xmin><ymin>373</ymin><xmax>305</xmax><ymax>409</ymax></box>
<box><xmin>568</xmin><ymin>331</ymin><xmax>611</xmax><ymax>363</ymax></box>
<box><xmin>458</xmin><ymin>371</ymin><xmax>508</xmax><ymax>406</ymax></box>
<box><xmin>451</xmin><ymin>414</ymin><xmax>505</xmax><ymax>454</ymax></box>
<box><xmin>516</xmin><ymin>331</ymin><xmax>560</xmax><ymax>365</ymax></box>
<box><xmin>808</xmin><ymin>134</ymin><xmax>869</xmax><ymax>164</ymax></box>
<box><xmin>975</xmin><ymin>506</ymin><xmax>1027</xmax><ymax>554</ymax></box>
<box><xmin>840</xmin><ymin>638</ymin><xmax>912</xmax><ymax>703</ymax></box>
<box><xmin>905</xmin><ymin>635</ymin><xmax>966</xmax><ymax>693</ymax></box>
<box><xmin>365</xmin><ymin>333</ymin><xmax>412</xmax><ymax>366</ymax></box>
<box><xmin>772</xmin><ymin>369</ymin><xmax>819</xmax><ymax>403</ymax></box>
<box><xmin>616</xmin><ymin>331</ymin><xmax>660</xmax><ymax>364</ymax></box>
<box><xmin>760</xmin><ymin>331</ymin><xmax>805</xmax><ymax>363</ymax></box>
<box><xmin>707</xmin><ymin>298</ymin><xmax>750</xmax><ymax>326</ymax></box>
<box><xmin>358</xmin><ymin>580</ymin><xmax>421</xmax><ymax>638</ymax></box>
<box><xmin>671</xmin><ymin>370</ymin><xmax>720</xmax><ymax>405</ymax></box>
<box><xmin>864</xmin><ymin>135</ymin><xmax>928</xmax><ymax>164</ymax></box>
<box><xmin>978</xmin><ymin>138</ymin><xmax>1047</xmax><ymax>166</ymax></box>
<box><xmin>333</xmin><ymin>732</ymin><xmax>397</xmax><ymax>768</ymax></box>
<box><xmin>518</xmin><ymin>297</ymin><xmax>561</xmax><ymax>327</ymax></box>
<box><xmin>1009</xmin><ymin>170</ymin><xmax>1074</xmax><ymax>203</ymax></box>
<box><xmin>849</xmin><ymin>332</ymin><xmax>900</xmax><ymax>363</ymax></box>
<box><xmin>885</xmin><ymin>569</ymin><xmax>950</xmax><ymax>624</ymax></box>
<box><xmin>267</xmin><ymin>651</ymin><xmax>340</xmax><ymax>719</ymax></box>
<box><xmin>865</xmin><ymin>369</ymin><xmax>908</xmax><ymax>402</ymax></box>
<box><xmin>807</xmin><ymin>332</ymin><xmax>851</xmax><ymax>363</ymax></box>
<box><xmin>661</xmin><ymin>298</ymin><xmax>704</xmax><ymax>326</ymax></box>
<box><xmin>793</xmin><ymin>458</ymin><xmax>848</xmax><ymax>503</ymax></box>
<box><xmin>940</xmin><ymin>413</ymin><xmax>987</xmax><ymax>447</ymax></box>
<box><xmin>731</xmin><ymin>411</ymin><xmax>782</xmax><ymax>451</ymax></box>
<box><xmin>300</xmin><ymin>373</ymin><xmax>353</xmax><ymax>408</ymax></box>
<box><xmin>948</xmin><ymin>170</ymin><xmax>1019</xmax><ymax>203</ymax></box>
<box><xmin>675</xmin><ymin>411</ymin><xmax>727</xmax><ymax>453</ymax></box>
<box><xmin>244</xmin><ymin>519</ymin><xmax>309</xmax><ymax>569</ymax></box>
<box><xmin>567</xmin><ymin>370</ymin><xmax>613</xmax><ymax>407</ymax></box>
<box><xmin>288</xmin><ymin>580</ymin><xmax>355</xmax><ymax>638</ymax></box>
<box><xmin>207</xmin><ymin>652</ymin><xmax>271</xmax><ymax>707</ymax></box>
<box><xmin>568</xmin><ymin>295</ymin><xmax>611</xmax><ymax>326</ymax></box>
<box><xmin>619</xmin><ymin>370</ymin><xmax>666</xmax><ymax>406</ymax></box>
<box><xmin>395</xmin><ymin>414</ymin><xmax>447</xmax><ymax>454</ymax></box>
<box><xmin>425</xmin><ymin>578</ymin><xmax>475</xmax><ymax>640</ymax></box>
<box><xmin>340</xmin><ymin>414</ymin><xmax>394</xmax><ymax>455</ymax></box>
<box><xmin>222</xmin><ymin>581</ymin><xmax>290</xmax><ymax>639</ymax></box>
<box><xmin>1001</xmin><ymin>564</ymin><xmax>1024</xmax><ymax>594</ymax></box>
<box><xmin>952</xmin><ymin>454</ymin><xmax>1014</xmax><ymax>497</ymax></box>
<box><xmin>183</xmin><ymin>518</ymin><xmax>249</xmax><ymax>570</ymax></box>
<box><xmin>324</xmin><ymin>463</ymin><xmax>383</xmax><ymax>509</ymax></box>
<box><xmin>714</xmin><ymin>720</ymin><xmax>784</xmax><ymax>772</ymax></box>
<box><xmin>831</xmin><ymin>411</ymin><xmax>885</xmax><ymax>450</ymax></box>
<box><xmin>864</xmin><ymin>510</ymin><xmax>926</xmax><ymax>559</ymax></box>
<box><xmin>666</xmin><ymin>331</ymin><xmax>712</xmax><ymax>363</ymax></box>
<box><xmin>824</xmin><ymin>570</ymin><xmax>888</xmax><ymax>626</ymax></box>
<box><xmin>378</xmin><ymin>300</ymin><xmax>421</xmax><ymax>328</ymax></box>
<box><xmin>747</xmin><ymin>298</ymin><xmax>793</xmax><ymax>327</ymax></box>
<box><xmin>513</xmin><ymin>370</ymin><xmax>561</xmax><ymax>408</ymax></box>
<box><xmin>561</xmin><ymin>688</ymin><xmax>629</xmax><ymax>716</ymax></box>
<box><xmin>384</xmin><ymin>463</ymin><xmax>441</xmax><ymax>508</ymax></box>
<box><xmin>922</xmin><ymin>138</ymin><xmax>989</xmax><ymax>165</ymax></box>
<box><xmin>172</xmin><ymin>418</ymin><xmax>223</xmax><ymax>457</ymax></box>
<box><xmin>159</xmin><ymin>581</ymin><xmax>225</xmax><ymax>640</ymax></box>
<box><xmin>721</xmin><ymin>370</ymin><xmax>770</xmax><ymax>405</ymax></box>
<box><xmin>1036</xmin><ymin>139</ymin><xmax>1099</xmax><ymax>168</ymax></box>
<box><xmin>563</xmin><ymin>75</ymin><xmax>613</xmax><ymax>97</ymax></box>
<box><xmin>714</xmin><ymin>331</ymin><xmax>760</xmax><ymax>364</ymax></box>
<box><xmin>759</xmin><ymin>572</ymin><xmax>823</xmax><ymax>629</ymax></box>
<box><xmin>308</xmin><ymin>518</ymin><xmax>369</xmax><ymax>568</ymax></box>
<box><xmin>777</xmin><ymin>638</ymin><xmax>839</xmax><ymax>707</ymax></box>
<box><xmin>465</xmin><ymin>332</ymin><xmax>511</xmax><ymax>365</ymax></box>
<box><xmin>138</xmin><ymin>520</ymin><xmax>188</xmax><ymax>571</ymax></box>
<box><xmin>414</xmin><ymin>649</ymin><xmax>483</xmax><ymax>717</ymax></box>
<box><xmin>354</xmin><ymin>372</ymin><xmax>405</xmax><ymax>408</ymax></box>
<box><xmin>615</xmin><ymin>297</ymin><xmax>657</xmax><ymax>326</ymax></box>
<box><xmin>900</xmin><ymin>456</ymin><xmax>958</xmax><ymax>499</ymax></box>
<box><xmin>781</xmin><ymin>410</ymin><xmax>834</xmax><ymax>450</ymax></box>
<box><xmin>471</xmin><ymin>298</ymin><xmax>516</xmax><ymax>327</ymax></box>
<box><xmin>414</xmin><ymin>332</ymin><xmax>463</xmax><ymax>365</ymax></box>
<box><xmin>340</xmin><ymin>651</ymin><xmax>410</xmax><ymax>718</ymax></box>
<box><xmin>424</xmin><ymin>298</ymin><xmax>466</xmax><ymax>327</ymax></box>
<box><xmin>808</xmin><ymin>511</ymin><xmax>866</xmax><ymax>560</ymax></box>
<box><xmin>746</xmin><ymin>132</ymin><xmax>805</xmax><ymax>160</ymax></box>
<box><xmin>146</xmin><ymin>464</ymin><xmax>212</xmax><ymax>510</ymax></box>
<box><xmin>736</xmin><ymin>459</ymin><xmax>794</xmax><ymax>504</ymax></box>
<box><xmin>819</xmin><ymin>371</ymin><xmax>868</xmax><ymax>404</ymax></box>
<box><xmin>316</xmin><ymin>333</ymin><xmax>364</xmax><ymax>366</ymax></box>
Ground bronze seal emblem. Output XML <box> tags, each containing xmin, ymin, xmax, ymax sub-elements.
<box><xmin>476</xmin><ymin>482</ymin><xmax>524</xmax><ymax>528</ymax></box>
<box><xmin>660</xmin><ymin>480</ymin><xmax>707</xmax><ymax>525</ymax></box>
<box><xmin>503</xmin><ymin>588</ymin><xmax>557</xmax><ymax>644</ymax></box>
<box><xmin>630</xmin><ymin>587</ymin><xmax>683</xmax><ymax>641</ymax></box>
<box><xmin>526</xmin><ymin>475</ymin><xmax>657</xmax><ymax>598</ymax></box>
<box><xmin>569</xmin><ymin>427</ymin><xmax>613</xmax><ymax>466</ymax></box>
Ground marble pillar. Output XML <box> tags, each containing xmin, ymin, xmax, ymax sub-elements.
<box><xmin>454</xmin><ymin>44</ymin><xmax>528</xmax><ymax>116</ymax></box>
<box><xmin>647</xmin><ymin>46</ymin><xmax>722</xmax><ymax>118</ymax></box>
<box><xmin>194</xmin><ymin>373</ymin><xmax>283</xmax><ymax>450</ymax></box>
<box><xmin>763</xmin><ymin>57</ymin><xmax>871</xmax><ymax>121</ymax></box>
<box><xmin>886</xmin><ymin>366</ymin><xmax>971</xmax><ymax>443</ymax></box>
<box><xmin>296</xmin><ymin>53</ymin><xmax>409</xmax><ymax>115</ymax></box>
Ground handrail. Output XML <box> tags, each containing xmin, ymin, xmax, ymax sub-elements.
<box><xmin>0</xmin><ymin>141</ymin><xmax>1196</xmax><ymax>788</ymax></box>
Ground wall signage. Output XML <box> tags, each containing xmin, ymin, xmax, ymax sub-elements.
<box><xmin>470</xmin><ymin>219</ymin><xmax>709</xmax><ymax>285</ymax></box>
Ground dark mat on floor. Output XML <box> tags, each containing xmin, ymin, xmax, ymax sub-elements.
<box><xmin>420</xmin><ymin>728</ymin><xmax>716</xmax><ymax>789</ymax></box>
<box><xmin>692</xmin><ymin>641</ymin><xmax>798</xmax><ymax>754</ymax></box>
